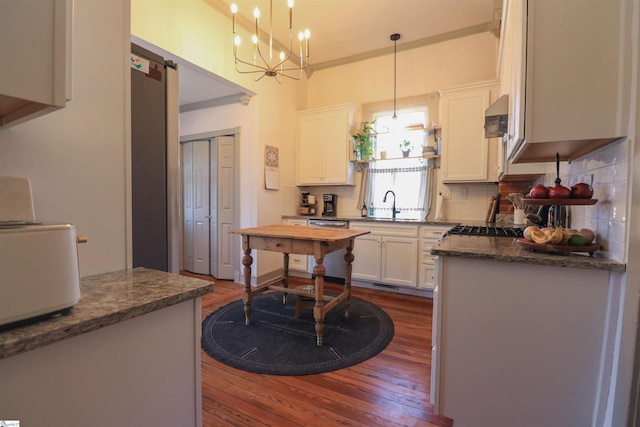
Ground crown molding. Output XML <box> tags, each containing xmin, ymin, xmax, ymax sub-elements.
<box><xmin>180</xmin><ymin>94</ymin><xmax>252</xmax><ymax>113</ymax></box>
<box><xmin>309</xmin><ymin>22</ymin><xmax>496</xmax><ymax>75</ymax></box>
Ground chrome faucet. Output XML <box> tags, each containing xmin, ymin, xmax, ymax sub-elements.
<box><xmin>383</xmin><ymin>190</ymin><xmax>400</xmax><ymax>219</ymax></box>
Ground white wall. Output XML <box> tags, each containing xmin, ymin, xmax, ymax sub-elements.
<box><xmin>132</xmin><ymin>0</ymin><xmax>305</xmax><ymax>281</ymax></box>
<box><xmin>0</xmin><ymin>0</ymin><xmax>131</xmax><ymax>277</ymax></box>
<box><xmin>180</xmin><ymin>100</ymin><xmax>286</xmax><ymax>278</ymax></box>
<box><xmin>131</xmin><ymin>1</ymin><xmax>501</xmax><ymax>229</ymax></box>
<box><xmin>307</xmin><ymin>33</ymin><xmax>498</xmax><ymax>109</ymax></box>
<box><xmin>305</xmin><ymin>32</ymin><xmax>500</xmax><ymax>220</ymax></box>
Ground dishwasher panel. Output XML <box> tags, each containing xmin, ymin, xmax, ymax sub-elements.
<box><xmin>307</xmin><ymin>219</ymin><xmax>349</xmax><ymax>282</ymax></box>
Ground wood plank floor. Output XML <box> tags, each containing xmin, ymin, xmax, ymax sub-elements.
<box><xmin>188</xmin><ymin>272</ymin><xmax>453</xmax><ymax>427</ymax></box>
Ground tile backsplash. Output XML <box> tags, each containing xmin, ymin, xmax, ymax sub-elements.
<box><xmin>538</xmin><ymin>139</ymin><xmax>629</xmax><ymax>261</ymax></box>
<box><xmin>435</xmin><ymin>181</ymin><xmax>499</xmax><ymax>222</ymax></box>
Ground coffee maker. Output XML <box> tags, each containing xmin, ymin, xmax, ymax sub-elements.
<box><xmin>322</xmin><ymin>194</ymin><xmax>337</xmax><ymax>216</ymax></box>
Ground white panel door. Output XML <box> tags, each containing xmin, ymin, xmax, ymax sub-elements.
<box><xmin>192</xmin><ymin>140</ymin><xmax>210</xmax><ymax>275</ymax></box>
<box><xmin>182</xmin><ymin>143</ymin><xmax>194</xmax><ymax>272</ymax></box>
<box><xmin>210</xmin><ymin>136</ymin><xmax>235</xmax><ymax>280</ymax></box>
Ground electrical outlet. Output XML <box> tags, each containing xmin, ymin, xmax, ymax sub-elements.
<box><xmin>455</xmin><ymin>187</ymin><xmax>468</xmax><ymax>199</ymax></box>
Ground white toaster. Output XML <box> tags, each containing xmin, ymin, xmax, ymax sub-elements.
<box><xmin>0</xmin><ymin>223</ymin><xmax>81</xmax><ymax>328</ymax></box>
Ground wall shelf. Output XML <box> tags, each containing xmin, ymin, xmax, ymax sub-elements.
<box><xmin>371</xmin><ymin>126</ymin><xmax>441</xmax><ymax>144</ymax></box>
<box><xmin>351</xmin><ymin>154</ymin><xmax>440</xmax><ymax>164</ymax></box>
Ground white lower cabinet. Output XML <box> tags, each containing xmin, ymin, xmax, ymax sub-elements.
<box><xmin>350</xmin><ymin>222</ymin><xmax>418</xmax><ymax>288</ymax></box>
<box><xmin>433</xmin><ymin>255</ymin><xmax>620</xmax><ymax>426</ymax></box>
<box><xmin>283</xmin><ymin>219</ymin><xmax>308</xmax><ymax>272</ymax></box>
<box><xmin>418</xmin><ymin>225</ymin><xmax>450</xmax><ymax>290</ymax></box>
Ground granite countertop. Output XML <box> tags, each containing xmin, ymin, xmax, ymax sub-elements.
<box><xmin>0</xmin><ymin>268</ymin><xmax>214</xmax><ymax>360</ymax></box>
<box><xmin>431</xmin><ymin>235</ymin><xmax>626</xmax><ymax>272</ymax></box>
<box><xmin>282</xmin><ymin>214</ymin><xmax>460</xmax><ymax>226</ymax></box>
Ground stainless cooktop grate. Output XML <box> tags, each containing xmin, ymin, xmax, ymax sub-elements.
<box><xmin>446</xmin><ymin>225</ymin><xmax>524</xmax><ymax>238</ymax></box>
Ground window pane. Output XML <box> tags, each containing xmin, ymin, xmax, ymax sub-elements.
<box><xmin>366</xmin><ymin>109</ymin><xmax>430</xmax><ymax>221</ymax></box>
<box><xmin>374</xmin><ymin>110</ymin><xmax>427</xmax><ymax>159</ymax></box>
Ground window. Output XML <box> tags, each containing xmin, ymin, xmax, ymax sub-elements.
<box><xmin>374</xmin><ymin>109</ymin><xmax>427</xmax><ymax>159</ymax></box>
<box><xmin>360</xmin><ymin>108</ymin><xmax>436</xmax><ymax>220</ymax></box>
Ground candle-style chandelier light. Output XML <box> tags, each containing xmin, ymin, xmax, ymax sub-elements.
<box><xmin>230</xmin><ymin>0</ymin><xmax>310</xmax><ymax>82</ymax></box>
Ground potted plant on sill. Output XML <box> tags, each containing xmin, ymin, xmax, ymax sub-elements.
<box><xmin>352</xmin><ymin>120</ymin><xmax>376</xmax><ymax>161</ymax></box>
<box><xmin>400</xmin><ymin>140</ymin><xmax>413</xmax><ymax>157</ymax></box>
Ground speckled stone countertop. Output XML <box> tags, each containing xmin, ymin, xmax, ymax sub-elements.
<box><xmin>0</xmin><ymin>268</ymin><xmax>214</xmax><ymax>360</ymax></box>
<box><xmin>431</xmin><ymin>235</ymin><xmax>626</xmax><ymax>272</ymax></box>
<box><xmin>282</xmin><ymin>214</ymin><xmax>460</xmax><ymax>226</ymax></box>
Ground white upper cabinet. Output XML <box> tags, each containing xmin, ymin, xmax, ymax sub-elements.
<box><xmin>296</xmin><ymin>104</ymin><xmax>355</xmax><ymax>186</ymax></box>
<box><xmin>0</xmin><ymin>0</ymin><xmax>73</xmax><ymax>127</ymax></box>
<box><xmin>504</xmin><ymin>0</ymin><xmax>625</xmax><ymax>163</ymax></box>
<box><xmin>440</xmin><ymin>82</ymin><xmax>499</xmax><ymax>183</ymax></box>
<box><xmin>495</xmin><ymin>0</ymin><xmax>550</xmax><ymax>180</ymax></box>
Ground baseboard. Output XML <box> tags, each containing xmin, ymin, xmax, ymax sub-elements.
<box><xmin>352</xmin><ymin>280</ymin><xmax>433</xmax><ymax>298</ymax></box>
<box><xmin>235</xmin><ymin>268</ymin><xmax>285</xmax><ymax>288</ymax></box>
<box><xmin>288</xmin><ymin>270</ymin><xmax>313</xmax><ymax>280</ymax></box>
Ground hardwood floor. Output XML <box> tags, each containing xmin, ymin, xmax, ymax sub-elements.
<box><xmin>188</xmin><ymin>272</ymin><xmax>453</xmax><ymax>427</ymax></box>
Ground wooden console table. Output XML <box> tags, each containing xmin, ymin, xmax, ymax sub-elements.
<box><xmin>230</xmin><ymin>224</ymin><xmax>370</xmax><ymax>345</ymax></box>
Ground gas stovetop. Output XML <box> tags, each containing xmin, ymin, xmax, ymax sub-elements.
<box><xmin>446</xmin><ymin>225</ymin><xmax>524</xmax><ymax>238</ymax></box>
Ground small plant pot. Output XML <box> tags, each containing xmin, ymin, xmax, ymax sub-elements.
<box><xmin>380</xmin><ymin>151</ymin><xmax>387</xmax><ymax>160</ymax></box>
<box><xmin>402</xmin><ymin>150</ymin><xmax>411</xmax><ymax>158</ymax></box>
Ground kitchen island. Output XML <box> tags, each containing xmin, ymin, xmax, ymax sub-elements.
<box><xmin>0</xmin><ymin>268</ymin><xmax>213</xmax><ymax>426</ymax></box>
<box><xmin>231</xmin><ymin>224</ymin><xmax>370</xmax><ymax>345</ymax></box>
<box><xmin>430</xmin><ymin>235</ymin><xmax>625</xmax><ymax>426</ymax></box>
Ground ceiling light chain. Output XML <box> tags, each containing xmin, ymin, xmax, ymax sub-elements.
<box><xmin>231</xmin><ymin>0</ymin><xmax>310</xmax><ymax>83</ymax></box>
<box><xmin>390</xmin><ymin>33</ymin><xmax>400</xmax><ymax>119</ymax></box>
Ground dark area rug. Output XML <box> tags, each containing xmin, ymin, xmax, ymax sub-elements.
<box><xmin>201</xmin><ymin>292</ymin><xmax>394</xmax><ymax>375</ymax></box>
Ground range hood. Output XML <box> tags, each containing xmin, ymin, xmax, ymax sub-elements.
<box><xmin>484</xmin><ymin>95</ymin><xmax>508</xmax><ymax>138</ymax></box>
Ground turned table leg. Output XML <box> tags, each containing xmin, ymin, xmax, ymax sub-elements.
<box><xmin>241</xmin><ymin>246</ymin><xmax>253</xmax><ymax>325</ymax></box>
<box><xmin>282</xmin><ymin>253</ymin><xmax>289</xmax><ymax>304</ymax></box>
<box><xmin>312</xmin><ymin>258</ymin><xmax>326</xmax><ymax>346</ymax></box>
<box><xmin>343</xmin><ymin>244</ymin><xmax>354</xmax><ymax>318</ymax></box>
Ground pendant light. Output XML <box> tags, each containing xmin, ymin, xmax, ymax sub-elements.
<box><xmin>390</xmin><ymin>33</ymin><xmax>400</xmax><ymax>119</ymax></box>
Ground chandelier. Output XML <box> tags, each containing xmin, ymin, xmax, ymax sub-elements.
<box><xmin>231</xmin><ymin>0</ymin><xmax>310</xmax><ymax>82</ymax></box>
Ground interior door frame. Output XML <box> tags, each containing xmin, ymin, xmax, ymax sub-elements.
<box><xmin>180</xmin><ymin>127</ymin><xmax>240</xmax><ymax>279</ymax></box>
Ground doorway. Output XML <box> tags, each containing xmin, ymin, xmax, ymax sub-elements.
<box><xmin>182</xmin><ymin>135</ymin><xmax>236</xmax><ymax>279</ymax></box>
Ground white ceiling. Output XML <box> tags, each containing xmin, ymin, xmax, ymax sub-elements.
<box><xmin>136</xmin><ymin>0</ymin><xmax>501</xmax><ymax>107</ymax></box>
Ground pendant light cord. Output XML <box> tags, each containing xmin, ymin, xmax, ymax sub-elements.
<box><xmin>390</xmin><ymin>34</ymin><xmax>400</xmax><ymax>119</ymax></box>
